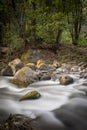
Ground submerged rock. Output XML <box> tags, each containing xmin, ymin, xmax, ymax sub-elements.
<box><xmin>19</xmin><ymin>90</ymin><xmax>41</xmax><ymax>101</ymax></box>
<box><xmin>59</xmin><ymin>75</ymin><xmax>74</xmax><ymax>85</ymax></box>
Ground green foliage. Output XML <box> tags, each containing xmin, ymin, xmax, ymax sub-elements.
<box><xmin>79</xmin><ymin>33</ymin><xmax>87</xmax><ymax>45</ymax></box>
<box><xmin>0</xmin><ymin>0</ymin><xmax>87</xmax><ymax>50</ymax></box>
<box><xmin>61</xmin><ymin>31</ymin><xmax>72</xmax><ymax>43</ymax></box>
<box><xmin>36</xmin><ymin>10</ymin><xmax>65</xmax><ymax>43</ymax></box>
<box><xmin>3</xmin><ymin>24</ymin><xmax>23</xmax><ymax>53</ymax></box>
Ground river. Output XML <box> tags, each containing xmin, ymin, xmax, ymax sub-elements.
<box><xmin>0</xmin><ymin>74</ymin><xmax>87</xmax><ymax>130</ymax></box>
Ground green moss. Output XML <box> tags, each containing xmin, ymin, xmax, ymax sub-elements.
<box><xmin>19</xmin><ymin>90</ymin><xmax>41</xmax><ymax>101</ymax></box>
<box><xmin>10</xmin><ymin>79</ymin><xmax>29</xmax><ymax>87</ymax></box>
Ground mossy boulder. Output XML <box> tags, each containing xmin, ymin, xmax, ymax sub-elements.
<box><xmin>19</xmin><ymin>90</ymin><xmax>41</xmax><ymax>101</ymax></box>
<box><xmin>11</xmin><ymin>79</ymin><xmax>29</xmax><ymax>87</ymax></box>
<box><xmin>12</xmin><ymin>67</ymin><xmax>39</xmax><ymax>87</ymax></box>
<box><xmin>59</xmin><ymin>75</ymin><xmax>74</xmax><ymax>85</ymax></box>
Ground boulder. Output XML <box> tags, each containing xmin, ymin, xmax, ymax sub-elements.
<box><xmin>19</xmin><ymin>90</ymin><xmax>41</xmax><ymax>101</ymax></box>
<box><xmin>12</xmin><ymin>67</ymin><xmax>39</xmax><ymax>87</ymax></box>
<box><xmin>39</xmin><ymin>73</ymin><xmax>51</xmax><ymax>81</ymax></box>
<box><xmin>0</xmin><ymin>65</ymin><xmax>13</xmax><ymax>76</ymax></box>
<box><xmin>9</xmin><ymin>58</ymin><xmax>24</xmax><ymax>75</ymax></box>
<box><xmin>36</xmin><ymin>59</ymin><xmax>55</xmax><ymax>71</ymax></box>
<box><xmin>52</xmin><ymin>60</ymin><xmax>61</xmax><ymax>68</ymax></box>
<box><xmin>59</xmin><ymin>75</ymin><xmax>74</xmax><ymax>85</ymax></box>
<box><xmin>25</xmin><ymin>62</ymin><xmax>36</xmax><ymax>70</ymax></box>
<box><xmin>36</xmin><ymin>59</ymin><xmax>47</xmax><ymax>70</ymax></box>
<box><xmin>0</xmin><ymin>114</ymin><xmax>38</xmax><ymax>130</ymax></box>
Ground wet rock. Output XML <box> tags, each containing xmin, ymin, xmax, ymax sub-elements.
<box><xmin>59</xmin><ymin>75</ymin><xmax>74</xmax><ymax>85</ymax></box>
<box><xmin>52</xmin><ymin>60</ymin><xmax>61</xmax><ymax>68</ymax></box>
<box><xmin>36</xmin><ymin>59</ymin><xmax>47</xmax><ymax>70</ymax></box>
<box><xmin>80</xmin><ymin>72</ymin><xmax>87</xmax><ymax>79</ymax></box>
<box><xmin>0</xmin><ymin>66</ymin><xmax>13</xmax><ymax>76</ymax></box>
<box><xmin>79</xmin><ymin>63</ymin><xmax>87</xmax><ymax>73</ymax></box>
<box><xmin>0</xmin><ymin>114</ymin><xmax>39</xmax><ymax>130</ymax></box>
<box><xmin>61</xmin><ymin>63</ymin><xmax>71</xmax><ymax>72</ymax></box>
<box><xmin>39</xmin><ymin>73</ymin><xmax>51</xmax><ymax>81</ymax></box>
<box><xmin>36</xmin><ymin>59</ymin><xmax>55</xmax><ymax>71</ymax></box>
<box><xmin>19</xmin><ymin>90</ymin><xmax>41</xmax><ymax>101</ymax></box>
<box><xmin>9</xmin><ymin>58</ymin><xmax>24</xmax><ymax>75</ymax></box>
<box><xmin>71</xmin><ymin>66</ymin><xmax>79</xmax><ymax>72</ymax></box>
<box><xmin>12</xmin><ymin>67</ymin><xmax>39</xmax><ymax>87</ymax></box>
<box><xmin>26</xmin><ymin>63</ymin><xmax>36</xmax><ymax>70</ymax></box>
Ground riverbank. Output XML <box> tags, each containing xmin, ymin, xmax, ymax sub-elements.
<box><xmin>0</xmin><ymin>43</ymin><xmax>87</xmax><ymax>71</ymax></box>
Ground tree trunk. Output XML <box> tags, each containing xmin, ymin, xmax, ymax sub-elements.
<box><xmin>32</xmin><ymin>2</ymin><xmax>36</xmax><ymax>41</ymax></box>
<box><xmin>56</xmin><ymin>29</ymin><xmax>62</xmax><ymax>48</ymax></box>
<box><xmin>72</xmin><ymin>18</ymin><xmax>79</xmax><ymax>45</ymax></box>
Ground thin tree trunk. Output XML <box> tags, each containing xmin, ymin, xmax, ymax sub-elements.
<box><xmin>56</xmin><ymin>29</ymin><xmax>62</xmax><ymax>48</ymax></box>
<box><xmin>72</xmin><ymin>18</ymin><xmax>79</xmax><ymax>45</ymax></box>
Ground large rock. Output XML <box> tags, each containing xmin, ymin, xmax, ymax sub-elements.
<box><xmin>39</xmin><ymin>72</ymin><xmax>51</xmax><ymax>81</ymax></box>
<box><xmin>19</xmin><ymin>90</ymin><xmax>41</xmax><ymax>101</ymax></box>
<box><xmin>12</xmin><ymin>67</ymin><xmax>39</xmax><ymax>87</ymax></box>
<box><xmin>59</xmin><ymin>75</ymin><xmax>74</xmax><ymax>85</ymax></box>
<box><xmin>0</xmin><ymin>114</ymin><xmax>39</xmax><ymax>130</ymax></box>
<box><xmin>25</xmin><ymin>62</ymin><xmax>36</xmax><ymax>70</ymax></box>
<box><xmin>36</xmin><ymin>59</ymin><xmax>55</xmax><ymax>71</ymax></box>
<box><xmin>9</xmin><ymin>58</ymin><xmax>24</xmax><ymax>75</ymax></box>
<box><xmin>0</xmin><ymin>65</ymin><xmax>13</xmax><ymax>76</ymax></box>
<box><xmin>36</xmin><ymin>59</ymin><xmax>47</xmax><ymax>70</ymax></box>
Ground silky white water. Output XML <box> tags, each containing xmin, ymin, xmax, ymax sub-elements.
<box><xmin>0</xmin><ymin>75</ymin><xmax>87</xmax><ymax>130</ymax></box>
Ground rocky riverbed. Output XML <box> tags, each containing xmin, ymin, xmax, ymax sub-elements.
<box><xmin>0</xmin><ymin>58</ymin><xmax>87</xmax><ymax>130</ymax></box>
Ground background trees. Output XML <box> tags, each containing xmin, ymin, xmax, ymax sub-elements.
<box><xmin>0</xmin><ymin>0</ymin><xmax>87</xmax><ymax>53</ymax></box>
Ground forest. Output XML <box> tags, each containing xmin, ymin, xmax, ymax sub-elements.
<box><xmin>0</xmin><ymin>0</ymin><xmax>87</xmax><ymax>55</ymax></box>
<box><xmin>0</xmin><ymin>0</ymin><xmax>87</xmax><ymax>130</ymax></box>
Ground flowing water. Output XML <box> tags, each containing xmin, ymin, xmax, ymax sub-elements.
<box><xmin>0</xmin><ymin>74</ymin><xmax>87</xmax><ymax>130</ymax></box>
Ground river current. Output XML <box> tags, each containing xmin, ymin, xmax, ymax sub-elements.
<box><xmin>0</xmin><ymin>74</ymin><xmax>87</xmax><ymax>130</ymax></box>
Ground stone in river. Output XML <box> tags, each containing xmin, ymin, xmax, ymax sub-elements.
<box><xmin>59</xmin><ymin>75</ymin><xmax>74</xmax><ymax>85</ymax></box>
<box><xmin>19</xmin><ymin>90</ymin><xmax>41</xmax><ymax>101</ymax></box>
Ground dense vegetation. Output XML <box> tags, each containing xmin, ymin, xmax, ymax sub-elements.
<box><xmin>0</xmin><ymin>0</ymin><xmax>87</xmax><ymax>54</ymax></box>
